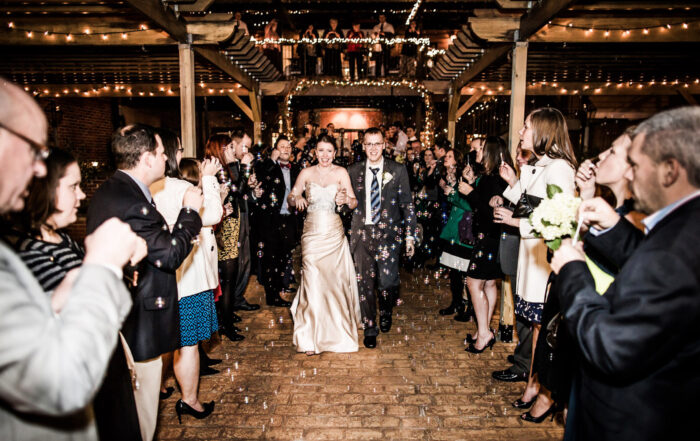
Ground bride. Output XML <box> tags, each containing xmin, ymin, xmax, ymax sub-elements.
<box><xmin>288</xmin><ymin>135</ymin><xmax>362</xmax><ymax>354</ymax></box>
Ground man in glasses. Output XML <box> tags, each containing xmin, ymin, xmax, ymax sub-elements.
<box><xmin>0</xmin><ymin>79</ymin><xmax>147</xmax><ymax>439</ymax></box>
<box><xmin>345</xmin><ymin>127</ymin><xmax>416</xmax><ymax>349</ymax></box>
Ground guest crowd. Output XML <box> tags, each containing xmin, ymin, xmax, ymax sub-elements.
<box><xmin>1</xmin><ymin>73</ymin><xmax>698</xmax><ymax>441</ymax></box>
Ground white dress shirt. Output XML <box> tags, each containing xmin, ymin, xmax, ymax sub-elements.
<box><xmin>364</xmin><ymin>158</ymin><xmax>384</xmax><ymax>225</ymax></box>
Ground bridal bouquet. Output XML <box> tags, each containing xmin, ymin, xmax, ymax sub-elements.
<box><xmin>529</xmin><ymin>184</ymin><xmax>581</xmax><ymax>250</ymax></box>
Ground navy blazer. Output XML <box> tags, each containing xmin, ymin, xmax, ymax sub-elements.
<box><xmin>557</xmin><ymin>196</ymin><xmax>700</xmax><ymax>441</ymax></box>
<box><xmin>86</xmin><ymin>171</ymin><xmax>202</xmax><ymax>361</ymax></box>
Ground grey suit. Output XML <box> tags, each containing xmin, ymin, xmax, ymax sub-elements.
<box><xmin>0</xmin><ymin>240</ymin><xmax>132</xmax><ymax>440</ymax></box>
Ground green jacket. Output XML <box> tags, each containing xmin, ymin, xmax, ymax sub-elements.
<box><xmin>439</xmin><ymin>187</ymin><xmax>473</xmax><ymax>249</ymax></box>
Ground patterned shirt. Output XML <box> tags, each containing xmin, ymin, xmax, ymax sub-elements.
<box><xmin>18</xmin><ymin>231</ymin><xmax>84</xmax><ymax>292</ymax></box>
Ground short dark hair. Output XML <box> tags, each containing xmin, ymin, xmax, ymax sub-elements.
<box><xmin>274</xmin><ymin>135</ymin><xmax>289</xmax><ymax>149</ymax></box>
<box><xmin>230</xmin><ymin>128</ymin><xmax>246</xmax><ymax>142</ymax></box>
<box><xmin>22</xmin><ymin>148</ymin><xmax>77</xmax><ymax>235</ymax></box>
<box><xmin>156</xmin><ymin>128</ymin><xmax>181</xmax><ymax>178</ymax></box>
<box><xmin>364</xmin><ymin>127</ymin><xmax>383</xmax><ymax>139</ymax></box>
<box><xmin>112</xmin><ymin>124</ymin><xmax>158</xmax><ymax>169</ymax></box>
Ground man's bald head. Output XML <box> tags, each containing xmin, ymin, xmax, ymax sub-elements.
<box><xmin>0</xmin><ymin>79</ymin><xmax>48</xmax><ymax>213</ymax></box>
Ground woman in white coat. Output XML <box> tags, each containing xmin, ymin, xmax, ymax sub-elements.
<box><xmin>493</xmin><ymin>108</ymin><xmax>578</xmax><ymax>422</ymax></box>
<box><xmin>151</xmin><ymin>130</ymin><xmax>223</xmax><ymax>422</ymax></box>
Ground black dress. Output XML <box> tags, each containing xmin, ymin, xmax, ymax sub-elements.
<box><xmin>464</xmin><ymin>173</ymin><xmax>507</xmax><ymax>280</ymax></box>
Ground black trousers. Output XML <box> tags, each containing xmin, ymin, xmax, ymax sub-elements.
<box><xmin>218</xmin><ymin>258</ymin><xmax>239</xmax><ymax>331</ymax></box>
<box><xmin>348</xmin><ymin>52</ymin><xmax>363</xmax><ymax>80</ymax></box>
<box><xmin>374</xmin><ymin>47</ymin><xmax>390</xmax><ymax>76</ymax></box>
<box><xmin>260</xmin><ymin>214</ymin><xmax>297</xmax><ymax>302</ymax></box>
<box><xmin>353</xmin><ymin>225</ymin><xmax>400</xmax><ymax>336</ymax></box>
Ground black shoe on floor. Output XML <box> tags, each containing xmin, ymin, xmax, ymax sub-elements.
<box><xmin>175</xmin><ymin>399</ymin><xmax>215</xmax><ymax>423</ymax></box>
<box><xmin>222</xmin><ymin>329</ymin><xmax>245</xmax><ymax>342</ymax></box>
<box><xmin>363</xmin><ymin>335</ymin><xmax>377</xmax><ymax>348</ymax></box>
<box><xmin>283</xmin><ymin>287</ymin><xmax>297</xmax><ymax>294</ymax></box>
<box><xmin>267</xmin><ymin>297</ymin><xmax>292</xmax><ymax>307</ymax></box>
<box><xmin>233</xmin><ymin>301</ymin><xmax>260</xmax><ymax>311</ymax></box>
<box><xmin>379</xmin><ymin>316</ymin><xmax>392</xmax><ymax>333</ymax></box>
<box><xmin>159</xmin><ymin>386</ymin><xmax>175</xmax><ymax>400</ymax></box>
<box><xmin>438</xmin><ymin>304</ymin><xmax>458</xmax><ymax>316</ymax></box>
<box><xmin>200</xmin><ymin>365</ymin><xmax>220</xmax><ymax>376</ymax></box>
<box><xmin>231</xmin><ymin>312</ymin><xmax>242</xmax><ymax>323</ymax></box>
<box><xmin>198</xmin><ymin>346</ymin><xmax>222</xmax><ymax>367</ymax></box>
<box><xmin>491</xmin><ymin>368</ymin><xmax>528</xmax><ymax>382</ymax></box>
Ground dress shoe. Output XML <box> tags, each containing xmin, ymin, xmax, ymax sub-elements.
<box><xmin>159</xmin><ymin>386</ymin><xmax>174</xmax><ymax>400</ymax></box>
<box><xmin>491</xmin><ymin>368</ymin><xmax>528</xmax><ymax>382</ymax></box>
<box><xmin>267</xmin><ymin>297</ymin><xmax>292</xmax><ymax>307</ymax></box>
<box><xmin>231</xmin><ymin>312</ymin><xmax>242</xmax><ymax>323</ymax></box>
<box><xmin>222</xmin><ymin>329</ymin><xmax>245</xmax><ymax>342</ymax></box>
<box><xmin>465</xmin><ymin>336</ymin><xmax>496</xmax><ymax>354</ymax></box>
<box><xmin>521</xmin><ymin>403</ymin><xmax>559</xmax><ymax>423</ymax></box>
<box><xmin>200</xmin><ymin>365</ymin><xmax>219</xmax><ymax>376</ymax></box>
<box><xmin>379</xmin><ymin>316</ymin><xmax>392</xmax><ymax>333</ymax></box>
<box><xmin>233</xmin><ymin>301</ymin><xmax>260</xmax><ymax>311</ymax></box>
<box><xmin>283</xmin><ymin>287</ymin><xmax>297</xmax><ymax>294</ymax></box>
<box><xmin>512</xmin><ymin>396</ymin><xmax>536</xmax><ymax>409</ymax></box>
<box><xmin>363</xmin><ymin>335</ymin><xmax>377</xmax><ymax>348</ymax></box>
<box><xmin>507</xmin><ymin>355</ymin><xmax>515</xmax><ymax>364</ymax></box>
<box><xmin>175</xmin><ymin>399</ymin><xmax>215</xmax><ymax>424</ymax></box>
<box><xmin>198</xmin><ymin>347</ymin><xmax>222</xmax><ymax>367</ymax></box>
<box><xmin>438</xmin><ymin>303</ymin><xmax>459</xmax><ymax>316</ymax></box>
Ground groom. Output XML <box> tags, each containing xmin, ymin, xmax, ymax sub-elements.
<box><xmin>346</xmin><ymin>127</ymin><xmax>416</xmax><ymax>348</ymax></box>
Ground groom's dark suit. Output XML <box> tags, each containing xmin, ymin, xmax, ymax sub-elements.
<box><xmin>556</xmin><ymin>195</ymin><xmax>700</xmax><ymax>441</ymax></box>
<box><xmin>347</xmin><ymin>158</ymin><xmax>416</xmax><ymax>336</ymax></box>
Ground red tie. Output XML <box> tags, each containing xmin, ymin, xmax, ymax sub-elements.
<box><xmin>279</xmin><ymin>162</ymin><xmax>291</xmax><ymax>169</ymax></box>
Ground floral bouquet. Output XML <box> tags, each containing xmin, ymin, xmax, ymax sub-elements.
<box><xmin>529</xmin><ymin>184</ymin><xmax>582</xmax><ymax>250</ymax></box>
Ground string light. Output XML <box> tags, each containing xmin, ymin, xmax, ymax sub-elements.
<box><xmin>405</xmin><ymin>0</ymin><xmax>423</xmax><ymax>26</ymax></box>
<box><xmin>251</xmin><ymin>36</ymin><xmax>432</xmax><ymax>50</ymax></box>
<box><xmin>6</xmin><ymin>22</ymin><xmax>152</xmax><ymax>40</ymax></box>
<box><xmin>547</xmin><ymin>19</ymin><xmax>699</xmax><ymax>36</ymax></box>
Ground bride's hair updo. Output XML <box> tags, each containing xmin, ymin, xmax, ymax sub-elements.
<box><xmin>316</xmin><ymin>134</ymin><xmax>337</xmax><ymax>150</ymax></box>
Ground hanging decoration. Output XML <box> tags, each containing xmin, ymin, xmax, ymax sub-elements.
<box><xmin>252</xmin><ymin>36</ymin><xmax>432</xmax><ymax>50</ymax></box>
<box><xmin>4</xmin><ymin>22</ymin><xmax>152</xmax><ymax>40</ymax></box>
<box><xmin>283</xmin><ymin>78</ymin><xmax>435</xmax><ymax>147</ymax></box>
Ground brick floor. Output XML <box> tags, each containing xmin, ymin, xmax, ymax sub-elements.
<box><xmin>156</xmin><ymin>269</ymin><xmax>565</xmax><ymax>440</ymax></box>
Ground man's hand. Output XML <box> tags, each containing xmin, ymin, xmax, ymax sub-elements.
<box><xmin>579</xmin><ymin>197</ymin><xmax>620</xmax><ymax>231</ymax></box>
<box><xmin>241</xmin><ymin>152</ymin><xmax>254</xmax><ymax>165</ymax></box>
<box><xmin>183</xmin><ymin>186</ymin><xmax>204</xmax><ymax>211</ymax></box>
<box><xmin>83</xmin><ymin>218</ymin><xmax>145</xmax><ymax>269</ymax></box>
<box><xmin>405</xmin><ymin>239</ymin><xmax>415</xmax><ymax>258</ymax></box>
<box><xmin>129</xmin><ymin>236</ymin><xmax>148</xmax><ymax>267</ymax></box>
<box><xmin>270</xmin><ymin>149</ymin><xmax>280</xmax><ymax>161</ymax></box>
<box><xmin>253</xmin><ymin>183</ymin><xmax>263</xmax><ymax>198</ymax></box>
<box><xmin>576</xmin><ymin>159</ymin><xmax>597</xmax><ymax>201</ymax></box>
<box><xmin>50</xmin><ymin>268</ymin><xmax>80</xmax><ymax>313</ymax></box>
<box><xmin>551</xmin><ymin>239</ymin><xmax>585</xmax><ymax>274</ymax></box>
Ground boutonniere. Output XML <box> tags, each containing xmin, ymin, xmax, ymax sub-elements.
<box><xmin>383</xmin><ymin>172</ymin><xmax>393</xmax><ymax>184</ymax></box>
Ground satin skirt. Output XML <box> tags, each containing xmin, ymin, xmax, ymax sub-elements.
<box><xmin>291</xmin><ymin>210</ymin><xmax>361</xmax><ymax>354</ymax></box>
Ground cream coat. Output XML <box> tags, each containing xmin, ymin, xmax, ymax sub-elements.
<box><xmin>503</xmin><ymin>156</ymin><xmax>575</xmax><ymax>305</ymax></box>
<box><xmin>151</xmin><ymin>176</ymin><xmax>223</xmax><ymax>299</ymax></box>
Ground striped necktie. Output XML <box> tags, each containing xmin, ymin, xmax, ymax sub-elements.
<box><xmin>370</xmin><ymin>167</ymin><xmax>381</xmax><ymax>224</ymax></box>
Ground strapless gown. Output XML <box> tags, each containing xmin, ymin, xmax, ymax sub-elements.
<box><xmin>290</xmin><ymin>183</ymin><xmax>361</xmax><ymax>353</ymax></box>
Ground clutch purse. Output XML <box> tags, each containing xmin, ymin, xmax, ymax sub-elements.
<box><xmin>512</xmin><ymin>191</ymin><xmax>542</xmax><ymax>218</ymax></box>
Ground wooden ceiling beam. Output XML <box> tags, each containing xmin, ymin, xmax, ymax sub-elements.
<box><xmin>452</xmin><ymin>0</ymin><xmax>576</xmax><ymax>91</ymax></box>
<box><xmin>124</xmin><ymin>0</ymin><xmax>190</xmax><ymax>43</ymax></box>
<box><xmin>193</xmin><ymin>46</ymin><xmax>257</xmax><ymax>92</ymax></box>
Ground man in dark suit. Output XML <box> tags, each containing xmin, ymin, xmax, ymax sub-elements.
<box><xmin>346</xmin><ymin>127</ymin><xmax>417</xmax><ymax>348</ymax></box>
<box><xmin>87</xmin><ymin>124</ymin><xmax>203</xmax><ymax>441</ymax></box>
<box><xmin>255</xmin><ymin>136</ymin><xmax>298</xmax><ymax>307</ymax></box>
<box><xmin>551</xmin><ymin>106</ymin><xmax>700</xmax><ymax>441</ymax></box>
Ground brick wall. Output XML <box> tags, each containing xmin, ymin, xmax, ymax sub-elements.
<box><xmin>38</xmin><ymin>98</ymin><xmax>116</xmax><ymax>241</ymax></box>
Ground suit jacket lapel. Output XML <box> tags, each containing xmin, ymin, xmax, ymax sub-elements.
<box><xmin>354</xmin><ymin>161</ymin><xmax>367</xmax><ymax>217</ymax></box>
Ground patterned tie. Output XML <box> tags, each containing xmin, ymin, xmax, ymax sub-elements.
<box><xmin>370</xmin><ymin>167</ymin><xmax>381</xmax><ymax>224</ymax></box>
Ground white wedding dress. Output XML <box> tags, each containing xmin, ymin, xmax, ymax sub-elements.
<box><xmin>290</xmin><ymin>183</ymin><xmax>361</xmax><ymax>353</ymax></box>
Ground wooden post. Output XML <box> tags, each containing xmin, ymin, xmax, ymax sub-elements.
<box><xmin>249</xmin><ymin>88</ymin><xmax>263</xmax><ymax>144</ymax></box>
<box><xmin>447</xmin><ymin>86</ymin><xmax>461</xmax><ymax>147</ymax></box>
<box><xmin>178</xmin><ymin>43</ymin><xmax>197</xmax><ymax>157</ymax></box>
<box><xmin>508</xmin><ymin>41</ymin><xmax>528</xmax><ymax>158</ymax></box>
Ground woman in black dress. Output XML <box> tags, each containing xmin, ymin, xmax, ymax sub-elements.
<box><xmin>460</xmin><ymin>137</ymin><xmax>514</xmax><ymax>353</ymax></box>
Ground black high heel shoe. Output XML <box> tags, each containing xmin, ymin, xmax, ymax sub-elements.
<box><xmin>464</xmin><ymin>333</ymin><xmax>476</xmax><ymax>344</ymax></box>
<box><xmin>512</xmin><ymin>396</ymin><xmax>536</xmax><ymax>409</ymax></box>
<box><xmin>520</xmin><ymin>403</ymin><xmax>559</xmax><ymax>423</ymax></box>
<box><xmin>465</xmin><ymin>336</ymin><xmax>496</xmax><ymax>353</ymax></box>
<box><xmin>175</xmin><ymin>399</ymin><xmax>215</xmax><ymax>424</ymax></box>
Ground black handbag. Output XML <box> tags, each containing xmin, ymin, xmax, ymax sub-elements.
<box><xmin>512</xmin><ymin>191</ymin><xmax>543</xmax><ymax>218</ymax></box>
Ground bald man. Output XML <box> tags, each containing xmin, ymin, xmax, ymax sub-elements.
<box><xmin>0</xmin><ymin>79</ymin><xmax>145</xmax><ymax>439</ymax></box>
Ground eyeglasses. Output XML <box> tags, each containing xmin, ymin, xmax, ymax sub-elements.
<box><xmin>177</xmin><ymin>147</ymin><xmax>185</xmax><ymax>153</ymax></box>
<box><xmin>0</xmin><ymin>121</ymin><xmax>50</xmax><ymax>162</ymax></box>
<box><xmin>364</xmin><ymin>142</ymin><xmax>384</xmax><ymax>148</ymax></box>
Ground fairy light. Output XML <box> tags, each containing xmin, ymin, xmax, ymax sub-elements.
<box><xmin>121</xmin><ymin>33</ymin><xmax>128</xmax><ymax>39</ymax></box>
<box><xmin>251</xmin><ymin>35</ymin><xmax>432</xmax><ymax>50</ymax></box>
<box><xmin>83</xmin><ymin>28</ymin><xmax>91</xmax><ymax>35</ymax></box>
<box><xmin>26</xmin><ymin>31</ymin><xmax>33</xmax><ymax>38</ymax></box>
<box><xmin>66</xmin><ymin>34</ymin><xmax>73</xmax><ymax>41</ymax></box>
<box><xmin>8</xmin><ymin>22</ymin><xmax>14</xmax><ymax>29</ymax></box>
<box><xmin>643</xmin><ymin>28</ymin><xmax>649</xmax><ymax>34</ymax></box>
<box><xmin>405</xmin><ymin>0</ymin><xmax>422</xmax><ymax>26</ymax></box>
